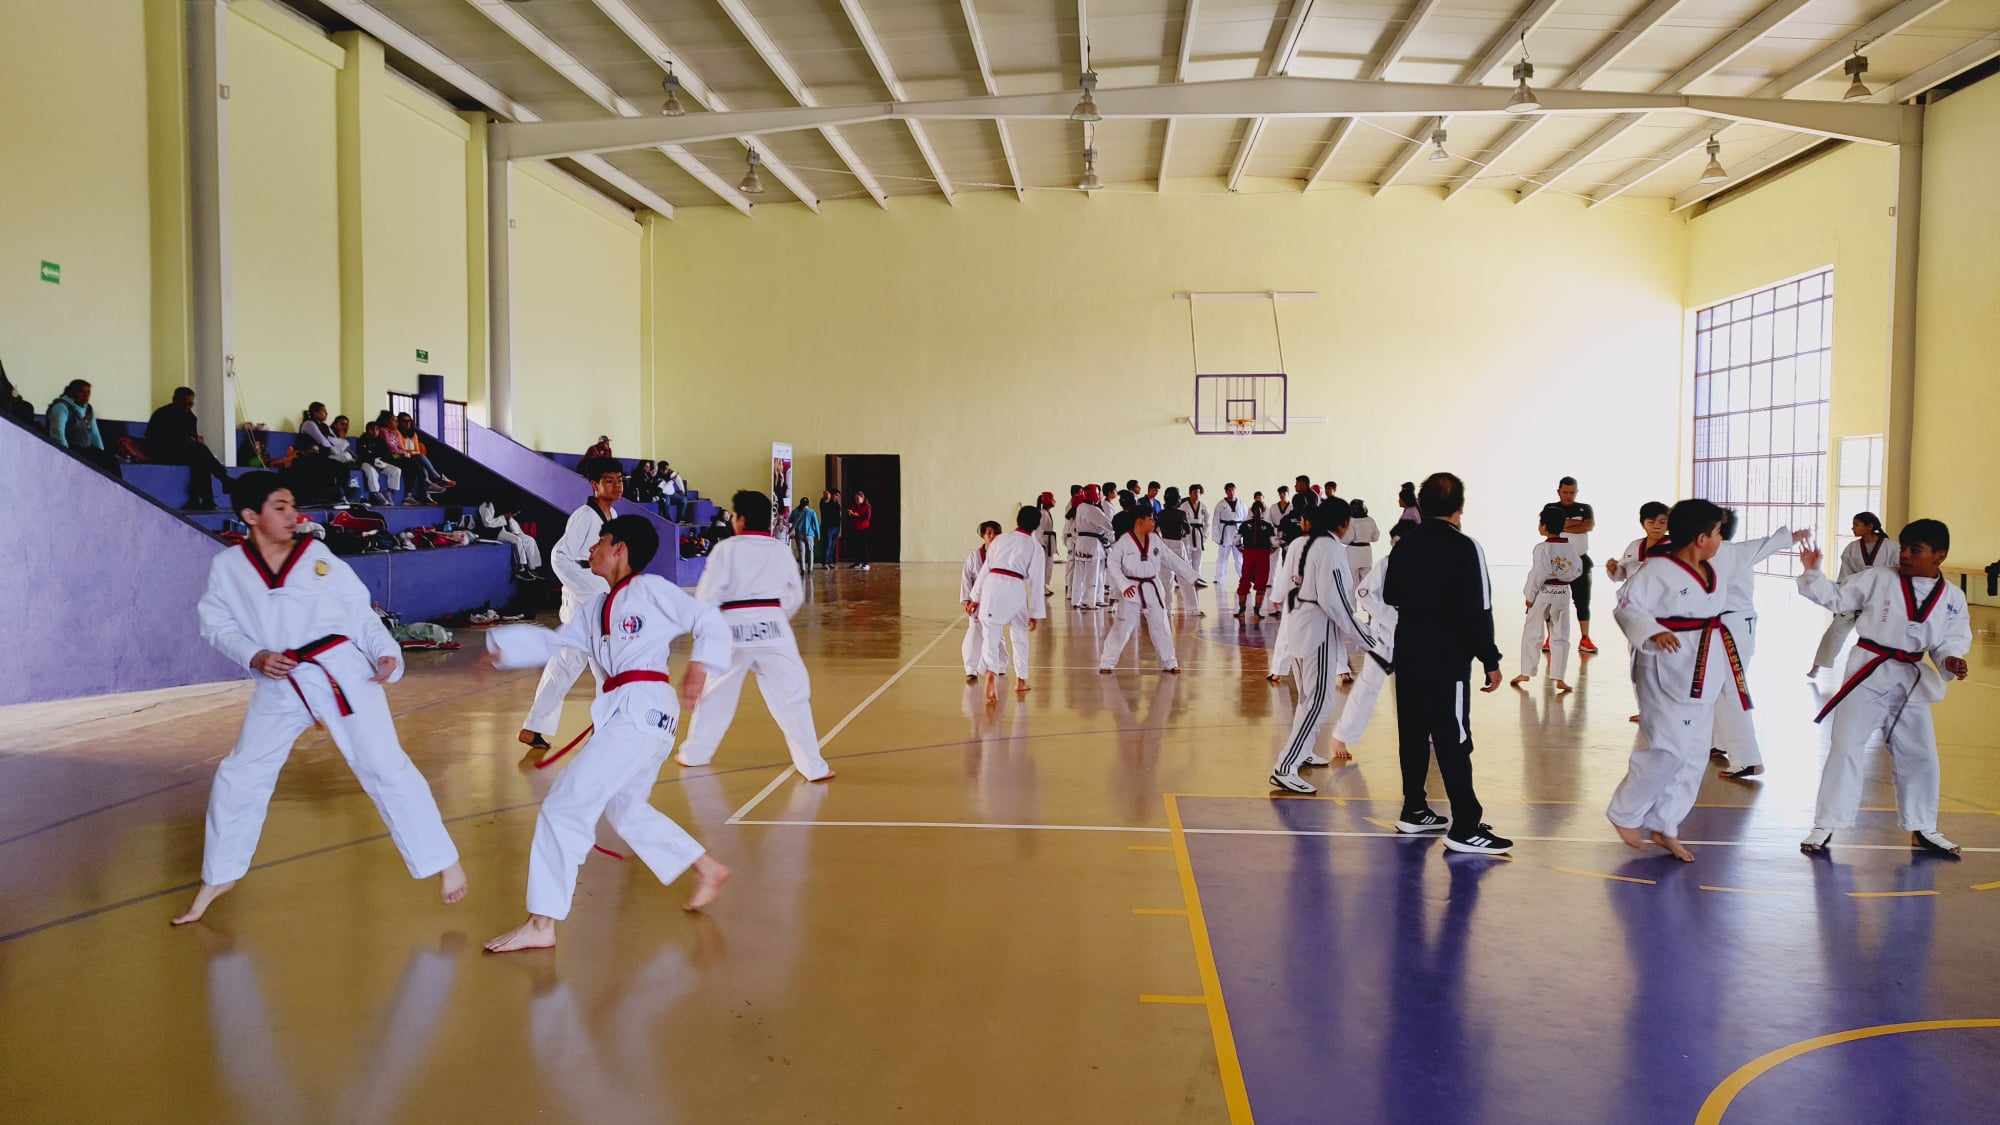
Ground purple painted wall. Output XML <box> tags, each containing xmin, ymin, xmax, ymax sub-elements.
<box><xmin>0</xmin><ymin>422</ymin><xmax>245</xmax><ymax>704</ymax></box>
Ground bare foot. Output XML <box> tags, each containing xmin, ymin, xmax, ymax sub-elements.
<box><xmin>983</xmin><ymin>671</ymin><xmax>1000</xmax><ymax>704</ymax></box>
<box><xmin>439</xmin><ymin>863</ymin><xmax>468</xmax><ymax>905</ymax></box>
<box><xmin>484</xmin><ymin>915</ymin><xmax>556</xmax><ymax>953</ymax></box>
<box><xmin>685</xmin><ymin>856</ymin><xmax>731</xmax><ymax>912</ymax></box>
<box><xmin>1510</xmin><ymin>675</ymin><xmax>1530</xmax><ymax>688</ymax></box>
<box><xmin>1628</xmin><ymin>714</ymin><xmax>1640</xmax><ymax>724</ymax></box>
<box><xmin>1651</xmin><ymin>832</ymin><xmax>1694</xmax><ymax>862</ymax></box>
<box><xmin>1554</xmin><ymin>680</ymin><xmax>1572</xmax><ymax>694</ymax></box>
<box><xmin>807</xmin><ymin>770</ymin><xmax>836</xmax><ymax>783</ymax></box>
<box><xmin>1330</xmin><ymin>738</ymin><xmax>1353</xmax><ymax>763</ymax></box>
<box><xmin>1015</xmin><ymin>679</ymin><xmax>1031</xmax><ymax>695</ymax></box>
<box><xmin>964</xmin><ymin>673</ymin><xmax>976</xmax><ymax>684</ymax></box>
<box><xmin>171</xmin><ymin>880</ymin><xmax>236</xmax><ymax>926</ymax></box>
<box><xmin>1164</xmin><ymin>667</ymin><xmax>1182</xmax><ymax>675</ymax></box>
<box><xmin>1613</xmin><ymin>824</ymin><xmax>1647</xmax><ymax>850</ymax></box>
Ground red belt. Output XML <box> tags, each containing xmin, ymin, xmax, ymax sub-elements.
<box><xmin>1655</xmin><ymin>616</ymin><xmax>1750</xmax><ymax>709</ymax></box>
<box><xmin>720</xmin><ymin>598</ymin><xmax>781</xmax><ymax>610</ymax></box>
<box><xmin>602</xmin><ymin>669</ymin><xmax>671</xmax><ymax>692</ymax></box>
<box><xmin>1815</xmin><ymin>638</ymin><xmax>1924</xmax><ymax>723</ymax></box>
<box><xmin>284</xmin><ymin>634</ymin><xmax>353</xmax><ymax>719</ymax></box>
<box><xmin>990</xmin><ymin>568</ymin><xmax>1026</xmax><ymax>580</ymax></box>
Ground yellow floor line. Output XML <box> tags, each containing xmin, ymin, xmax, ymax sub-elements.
<box><xmin>1972</xmin><ymin>880</ymin><xmax>2000</xmax><ymax>892</ymax></box>
<box><xmin>1700</xmin><ymin>885</ymin><xmax>1801</xmax><ymax>896</ymax></box>
<box><xmin>1847</xmin><ymin>889</ymin><xmax>1940</xmax><ymax>899</ymax></box>
<box><xmin>1133</xmin><ymin>907</ymin><xmax>1189</xmax><ymax>917</ymax></box>
<box><xmin>1550</xmin><ymin>865</ymin><xmax>1657</xmax><ymax>886</ymax></box>
<box><xmin>1128</xmin><ymin>844</ymin><xmax>1173</xmax><ymax>853</ymax></box>
<box><xmin>1139</xmin><ymin>994</ymin><xmax>1208</xmax><ymax>1006</ymax></box>
<box><xmin>1363</xmin><ymin>817</ymin><xmax>1396</xmax><ymax>831</ymax></box>
<box><xmin>1164</xmin><ymin>794</ymin><xmax>1255</xmax><ymax>1125</ymax></box>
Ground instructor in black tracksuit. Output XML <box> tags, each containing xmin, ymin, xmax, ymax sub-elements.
<box><xmin>1381</xmin><ymin>472</ymin><xmax>1513</xmax><ymax>854</ymax></box>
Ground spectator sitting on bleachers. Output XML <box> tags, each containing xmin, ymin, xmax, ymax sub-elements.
<box><xmin>352</xmin><ymin>418</ymin><xmax>402</xmax><ymax>504</ymax></box>
<box><xmin>371</xmin><ymin>411</ymin><xmax>430</xmax><ymax>503</ymax></box>
<box><xmin>583</xmin><ymin>434</ymin><xmax>613</xmax><ymax>462</ymax></box>
<box><xmin>394</xmin><ymin>412</ymin><xmax>455</xmax><ymax>498</ymax></box>
<box><xmin>144</xmin><ymin>385</ymin><xmax>228</xmax><ymax>510</ymax></box>
<box><xmin>476</xmin><ymin>497</ymin><xmax>545</xmax><ymax>581</ymax></box>
<box><xmin>628</xmin><ymin>459</ymin><xmax>660</xmax><ymax>502</ymax></box>
<box><xmin>45</xmin><ymin>379</ymin><xmax>122</xmax><ymax>479</ymax></box>
<box><xmin>0</xmin><ymin>359</ymin><xmax>35</xmax><ymax>426</ymax></box>
<box><xmin>659</xmin><ymin>460</ymin><xmax>687</xmax><ymax>521</ymax></box>
<box><xmin>284</xmin><ymin>403</ymin><xmax>349</xmax><ymax>506</ymax></box>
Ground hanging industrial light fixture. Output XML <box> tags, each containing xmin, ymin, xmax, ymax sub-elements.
<box><xmin>1842</xmin><ymin>46</ymin><xmax>1872</xmax><ymax>100</ymax></box>
<box><xmin>1505</xmin><ymin>33</ymin><xmax>1539</xmax><ymax>114</ymax></box>
<box><xmin>738</xmin><ymin>147</ymin><xmax>765</xmax><ymax>195</ymax></box>
<box><xmin>660</xmin><ymin>64</ymin><xmax>686</xmax><ymax>117</ymax></box>
<box><xmin>1078</xmin><ymin>147</ymin><xmax>1103</xmax><ymax>192</ymax></box>
<box><xmin>1071</xmin><ymin>70</ymin><xmax>1102</xmax><ymax>123</ymax></box>
<box><xmin>1699</xmin><ymin>134</ymin><xmax>1727</xmax><ymax>183</ymax></box>
<box><xmin>1428</xmin><ymin>128</ymin><xmax>1449</xmax><ymax>162</ymax></box>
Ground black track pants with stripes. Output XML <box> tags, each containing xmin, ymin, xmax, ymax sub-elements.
<box><xmin>1394</xmin><ymin>670</ymin><xmax>1484</xmax><ymax>829</ymax></box>
<box><xmin>1271</xmin><ymin>625</ymin><xmax>1338</xmax><ymax>778</ymax></box>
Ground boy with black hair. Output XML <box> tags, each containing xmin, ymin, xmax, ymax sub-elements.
<box><xmin>1182</xmin><ymin>484</ymin><xmax>1210</xmax><ymax>592</ymax></box>
<box><xmin>516</xmin><ymin>457</ymin><xmax>623</xmax><ymax>764</ymax></box>
<box><xmin>1235</xmin><ymin>501</ymin><xmax>1278</xmax><ymax>619</ymax></box>
<box><xmin>1098</xmin><ymin>507</ymin><xmax>1200</xmax><ymax>674</ymax></box>
<box><xmin>966</xmin><ymin>506</ymin><xmax>1049</xmax><ymax>702</ymax></box>
<box><xmin>1069</xmin><ymin>484</ymin><xmax>1114</xmax><ymax>609</ymax></box>
<box><xmin>1267</xmin><ymin>499</ymin><xmax>1381</xmax><ymax>794</ymax></box>
<box><xmin>1513</xmin><ymin>508</ymin><xmax>1584</xmax><ymax>693</ymax></box>
<box><xmin>1099</xmin><ymin>482</ymin><xmax>1121</xmax><ymax>605</ymax></box>
<box><xmin>1211</xmin><ymin>483</ymin><xmax>1244</xmax><ymax>590</ymax></box>
<box><xmin>1606</xmin><ymin>498</ymin><xmax>1736</xmax><ymax>863</ymax></box>
<box><xmin>961</xmin><ymin>520</ymin><xmax>1004</xmax><ymax>682</ymax></box>
<box><xmin>175</xmin><ymin>473</ymin><xmax>465</xmax><ymax>924</ymax></box>
<box><xmin>482</xmin><ymin>515</ymin><xmax>733</xmax><ymax>952</ymax></box>
<box><xmin>1606</xmin><ymin>501</ymin><xmax>1672</xmax><ymax>584</ymax></box>
<box><xmin>1797</xmin><ymin>518</ymin><xmax>1971</xmax><ymax>856</ymax></box>
<box><xmin>1706</xmin><ymin>511</ymin><xmax>1811</xmax><ymax>779</ymax></box>
<box><xmin>677</xmin><ymin>490</ymin><xmax>834</xmax><ymax>782</ymax></box>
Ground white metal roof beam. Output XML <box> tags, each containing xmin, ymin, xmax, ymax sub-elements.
<box><xmin>836</xmin><ymin>0</ymin><xmax>956</xmax><ymax>203</ymax></box>
<box><xmin>1160</xmin><ymin>0</ymin><xmax>1202</xmax><ymax>190</ymax></box>
<box><xmin>1373</xmin><ymin>0</ymin><xmax>1563</xmax><ymax>192</ymax></box>
<box><xmin>1587</xmin><ymin>0</ymin><xmax>1950</xmax><ymax>207</ymax></box>
<box><xmin>585</xmin><ymin>0</ymin><xmax>818</xmax><ymax>212</ymax></box>
<box><xmin>464</xmin><ymin>0</ymin><xmax>750</xmax><ymax>215</ymax></box>
<box><xmin>1303</xmin><ymin>0</ymin><xmax>1442</xmax><ymax>189</ymax></box>
<box><xmin>1226</xmin><ymin>0</ymin><xmax>1317</xmax><ymax>192</ymax></box>
<box><xmin>960</xmin><ymin>0</ymin><xmax>1024</xmax><ymax>200</ymax></box>
<box><xmin>1443</xmin><ymin>0</ymin><xmax>1690</xmax><ymax>199</ymax></box>
<box><xmin>713</xmin><ymin>0</ymin><xmax>888</xmax><ymax>208</ymax></box>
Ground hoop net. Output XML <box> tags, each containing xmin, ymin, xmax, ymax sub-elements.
<box><xmin>1226</xmin><ymin>415</ymin><xmax>1256</xmax><ymax>438</ymax></box>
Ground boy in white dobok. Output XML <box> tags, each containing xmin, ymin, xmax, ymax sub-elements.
<box><xmin>1098</xmin><ymin>508</ymin><xmax>1200</xmax><ymax>674</ymax></box>
<box><xmin>967</xmin><ymin>506</ymin><xmax>1049</xmax><ymax>702</ymax></box>
<box><xmin>960</xmin><ymin>520</ymin><xmax>1003</xmax><ymax>682</ymax></box>
<box><xmin>1706</xmin><ymin>513</ymin><xmax>1811</xmax><ymax>779</ymax></box>
<box><xmin>1181</xmin><ymin>484</ymin><xmax>1209</xmax><ymax>591</ymax></box>
<box><xmin>1797</xmin><ymin>519</ymin><xmax>1972</xmax><ymax>857</ymax></box>
<box><xmin>482</xmin><ymin>516</ymin><xmax>733</xmax><ymax>952</ymax></box>
<box><xmin>1069</xmin><ymin>484</ymin><xmax>1113</xmax><ymax>609</ymax></box>
<box><xmin>517</xmin><ymin>459</ymin><xmax>622</xmax><ymax>764</ymax></box>
<box><xmin>1806</xmin><ymin>512</ymin><xmax>1898</xmax><ymax>677</ymax></box>
<box><xmin>1327</xmin><ymin>518</ymin><xmax>1413</xmax><ymax>758</ymax></box>
<box><xmin>1605</xmin><ymin>501</ymin><xmax>1671</xmax><ymax>585</ymax></box>
<box><xmin>175</xmin><ymin>473</ymin><xmax>465</xmax><ymax>925</ymax></box>
<box><xmin>1211</xmin><ymin>483</ymin><xmax>1245</xmax><ymax>590</ymax></box>
<box><xmin>1606</xmin><ymin>499</ymin><xmax>1738</xmax><ymax>863</ymax></box>
<box><xmin>1267</xmin><ymin>500</ymin><xmax>1381</xmax><ymax>794</ymax></box>
<box><xmin>676</xmin><ymin>491</ymin><xmax>835</xmax><ymax>782</ymax></box>
<box><xmin>1512</xmin><ymin>509</ymin><xmax>1583</xmax><ymax>693</ymax></box>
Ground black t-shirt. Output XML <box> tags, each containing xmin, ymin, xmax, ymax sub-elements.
<box><xmin>145</xmin><ymin>403</ymin><xmax>198</xmax><ymax>449</ymax></box>
<box><xmin>1538</xmin><ymin>501</ymin><xmax>1594</xmax><ymax>555</ymax></box>
<box><xmin>1158</xmin><ymin>507</ymin><xmax>1188</xmax><ymax>539</ymax></box>
<box><xmin>1239</xmin><ymin>518</ymin><xmax>1277</xmax><ymax>552</ymax></box>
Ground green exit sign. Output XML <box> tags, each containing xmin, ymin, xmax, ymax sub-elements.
<box><xmin>415</xmin><ymin>348</ymin><xmax>429</xmax><ymax>363</ymax></box>
<box><xmin>39</xmin><ymin>260</ymin><xmax>60</xmax><ymax>284</ymax></box>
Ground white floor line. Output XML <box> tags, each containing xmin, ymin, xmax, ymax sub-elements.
<box><xmin>733</xmin><ymin>818</ymin><xmax>1168</xmax><ymax>834</ymax></box>
<box><xmin>727</xmin><ymin>619</ymin><xmax>963</xmax><ymax>824</ymax></box>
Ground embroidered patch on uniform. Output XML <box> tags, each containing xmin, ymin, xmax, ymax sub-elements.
<box><xmin>620</xmin><ymin>615</ymin><xmax>644</xmax><ymax>636</ymax></box>
<box><xmin>314</xmin><ymin>561</ymin><xmax>330</xmax><ymax>577</ymax></box>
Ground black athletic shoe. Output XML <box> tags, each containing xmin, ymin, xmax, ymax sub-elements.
<box><xmin>1720</xmin><ymin>764</ymin><xmax>1764</xmax><ymax>780</ymax></box>
<box><xmin>1709</xmin><ymin>747</ymin><xmax>1729</xmax><ymax>763</ymax></box>
<box><xmin>1395</xmin><ymin>808</ymin><xmax>1449</xmax><ymax>834</ymax></box>
<box><xmin>1444</xmin><ymin>825</ymin><xmax>1512</xmax><ymax>854</ymax></box>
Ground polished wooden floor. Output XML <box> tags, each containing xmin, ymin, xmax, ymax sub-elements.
<box><xmin>3</xmin><ymin>562</ymin><xmax>1997</xmax><ymax>1123</ymax></box>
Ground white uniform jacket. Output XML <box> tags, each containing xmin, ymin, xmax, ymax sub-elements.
<box><xmin>1800</xmin><ymin>566</ymin><xmax>1971</xmax><ymax>717</ymax></box>
<box><xmin>694</xmin><ymin>532</ymin><xmax>806</xmax><ymax>649</ymax></box>
<box><xmin>199</xmin><ymin>539</ymin><xmax>405</xmax><ymax>713</ymax></box>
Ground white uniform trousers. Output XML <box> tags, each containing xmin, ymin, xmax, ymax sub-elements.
<box><xmin>1606</xmin><ymin>694</ymin><xmax>1715</xmax><ymax>837</ymax></box>
<box><xmin>1331</xmin><ymin>656</ymin><xmax>1391</xmax><ymax>746</ymax></box>
<box><xmin>1164</xmin><ymin>539</ymin><xmax>1198</xmax><ymax>612</ymax></box>
<box><xmin>1213</xmin><ymin>543</ymin><xmax>1241</xmax><ymax>589</ymax></box>
<box><xmin>359</xmin><ymin>461</ymin><xmax>402</xmax><ymax>496</ymax></box>
<box><xmin>978</xmin><ymin>578</ymin><xmax>1033</xmax><ymax>680</ymax></box>
<box><xmin>1067</xmin><ymin>546</ymin><xmax>1102</xmax><ymax>608</ymax></box>
<box><xmin>1520</xmin><ymin>587</ymin><xmax>1573</xmax><ymax>681</ymax></box>
<box><xmin>1813</xmin><ymin>612</ymin><xmax>1859</xmax><ymax>669</ymax></box>
<box><xmin>527</xmin><ymin>715</ymin><xmax>703</xmax><ymax>919</ymax></box>
<box><xmin>1812</xmin><ymin>672</ymin><xmax>1941</xmax><ymax>832</ymax></box>
<box><xmin>1188</xmin><ymin>539</ymin><xmax>1206</xmax><ymax>586</ymax></box>
<box><xmin>497</xmin><ymin>528</ymin><xmax>543</xmax><ymax>571</ymax></box>
<box><xmin>1709</xmin><ymin>615</ymin><xmax>1762</xmax><ymax>768</ymax></box>
<box><xmin>1270</xmin><ymin>629</ymin><xmax>1338</xmax><ymax>777</ymax></box>
<box><xmin>961</xmin><ymin>615</ymin><xmax>986</xmax><ymax>675</ymax></box>
<box><xmin>525</xmin><ymin>645</ymin><xmax>589</xmax><ymax>738</ymax></box>
<box><xmin>1098</xmin><ymin>598</ymin><xmax>1178</xmax><ymax>671</ymax></box>
<box><xmin>677</xmin><ymin>642</ymin><xmax>833</xmax><ymax>780</ymax></box>
<box><xmin>203</xmin><ymin>674</ymin><xmax>458</xmax><ymax>886</ymax></box>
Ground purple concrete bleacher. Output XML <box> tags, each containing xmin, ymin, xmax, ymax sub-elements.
<box><xmin>103</xmin><ymin>420</ymin><xmax>420</xmax><ymax>508</ymax></box>
<box><xmin>543</xmin><ymin>449</ymin><xmax>718</xmax><ymax>527</ymax></box>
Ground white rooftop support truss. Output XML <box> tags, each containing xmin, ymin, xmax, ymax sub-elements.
<box><xmin>836</xmin><ymin>0</ymin><xmax>956</xmax><ymax>203</ymax></box>
<box><xmin>1443</xmin><ymin>0</ymin><xmax>1688</xmax><ymax>199</ymax></box>
<box><xmin>1303</xmin><ymin>0</ymin><xmax>1440</xmax><ymax>189</ymax></box>
<box><xmin>1225</xmin><ymin>0</ymin><xmax>1316</xmax><ymax>192</ymax></box>
<box><xmin>712</xmin><ymin>0</ymin><xmax>889</xmax><ymax>208</ymax></box>
<box><xmin>959</xmin><ymin>0</ymin><xmax>1024</xmax><ymax>200</ymax></box>
<box><xmin>1374</xmin><ymin>0</ymin><xmax>1563</xmax><ymax>192</ymax></box>
<box><xmin>585</xmin><ymin>0</ymin><xmax>819</xmax><ymax>212</ymax></box>
<box><xmin>1587</xmin><ymin>0</ymin><xmax>1950</xmax><ymax>206</ymax></box>
<box><xmin>464</xmin><ymin>0</ymin><xmax>750</xmax><ymax>214</ymax></box>
<box><xmin>1159</xmin><ymin>0</ymin><xmax>1201</xmax><ymax>190</ymax></box>
<box><xmin>1078</xmin><ymin>0</ymin><xmax>1095</xmax><ymax>192</ymax></box>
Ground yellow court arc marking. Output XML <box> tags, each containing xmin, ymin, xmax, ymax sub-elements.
<box><xmin>1847</xmin><ymin>889</ymin><xmax>1940</xmax><ymax>899</ymax></box>
<box><xmin>1133</xmin><ymin>907</ymin><xmax>1189</xmax><ymax>917</ymax></box>
<box><xmin>1363</xmin><ymin>817</ymin><xmax>1397</xmax><ymax>831</ymax></box>
<box><xmin>1696</xmin><ymin>1019</ymin><xmax>2000</xmax><ymax>1124</ymax></box>
<box><xmin>1550</xmin><ymin>866</ymin><xmax>1657</xmax><ymax>886</ymax></box>
<box><xmin>1164</xmin><ymin>794</ymin><xmax>1255</xmax><ymax>1125</ymax></box>
<box><xmin>1972</xmin><ymin>880</ymin><xmax>2000</xmax><ymax>892</ymax></box>
<box><xmin>1139</xmin><ymin>994</ymin><xmax>1208</xmax><ymax>1006</ymax></box>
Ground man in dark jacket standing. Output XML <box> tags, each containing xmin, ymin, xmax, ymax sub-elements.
<box><xmin>1381</xmin><ymin>472</ymin><xmax>1512</xmax><ymax>854</ymax></box>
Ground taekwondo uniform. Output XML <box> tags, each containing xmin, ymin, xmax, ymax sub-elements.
<box><xmin>1098</xmin><ymin>496</ymin><xmax>1120</xmax><ymax>604</ymax></box>
<box><xmin>1331</xmin><ymin>552</ymin><xmax>1396</xmax><ymax>747</ymax></box>
<box><xmin>1344</xmin><ymin>515</ymin><xmax>1381</xmax><ymax>583</ymax></box>
<box><xmin>1519</xmin><ymin>535</ymin><xmax>1584</xmax><ymax>682</ymax></box>
<box><xmin>1038</xmin><ymin>505</ymin><xmax>1059</xmax><ymax>569</ymax></box>
<box><xmin>1606</xmin><ymin>555</ymin><xmax>1743</xmax><ymax>839</ymax></box>
<box><xmin>1070</xmin><ymin>500</ymin><xmax>1113</xmax><ymax>609</ymax></box>
<box><xmin>676</xmin><ymin>532</ymin><xmax>834</xmax><ymax>781</ymax></box>
<box><xmin>1706</xmin><ymin>525</ymin><xmax>1795</xmax><ymax>770</ymax></box>
<box><xmin>1611</xmin><ymin>536</ymin><xmax>1672</xmax><ymax>585</ymax></box>
<box><xmin>961</xmin><ymin>543</ymin><xmax>990</xmax><ymax>676</ymax></box>
<box><xmin>1157</xmin><ymin>507</ymin><xmax>1197</xmax><ymax>614</ymax></box>
<box><xmin>1211</xmin><ymin>496</ymin><xmax>1245</xmax><ymax>588</ymax></box>
<box><xmin>196</xmin><ymin>539</ymin><xmax>459</xmax><ymax>887</ymax></box>
<box><xmin>1812</xmin><ymin>535</ymin><xmax>1900</xmax><ymax>670</ymax></box>
<box><xmin>1098</xmin><ymin>531</ymin><xmax>1200</xmax><ymax>671</ymax></box>
<box><xmin>1267</xmin><ymin>533</ymin><xmax>1379</xmax><ymax>789</ymax></box>
<box><xmin>1062</xmin><ymin>501</ymin><xmax>1078</xmax><ymax>566</ymax></box>
<box><xmin>485</xmin><ymin>574</ymin><xmax>731</xmax><ymax>919</ymax></box>
<box><xmin>523</xmin><ymin>499</ymin><xmax>616</xmax><ymax>739</ymax></box>
<box><xmin>969</xmin><ymin>529</ymin><xmax>1049</xmax><ymax>681</ymax></box>
<box><xmin>1236</xmin><ymin>515</ymin><xmax>1277</xmax><ymax>611</ymax></box>
<box><xmin>478</xmin><ymin>501</ymin><xmax>543</xmax><ymax>573</ymax></box>
<box><xmin>1800</xmin><ymin>565</ymin><xmax>1970</xmax><ymax>834</ymax></box>
<box><xmin>1181</xmin><ymin>497</ymin><xmax>1209</xmax><ymax>587</ymax></box>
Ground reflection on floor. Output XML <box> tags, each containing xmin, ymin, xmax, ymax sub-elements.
<box><xmin>3</xmin><ymin>563</ymin><xmax>1996</xmax><ymax>1123</ymax></box>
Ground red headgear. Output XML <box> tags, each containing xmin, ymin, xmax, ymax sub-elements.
<box><xmin>1082</xmin><ymin>483</ymin><xmax>1103</xmax><ymax>504</ymax></box>
<box><xmin>1038</xmin><ymin>491</ymin><xmax>1055</xmax><ymax>507</ymax></box>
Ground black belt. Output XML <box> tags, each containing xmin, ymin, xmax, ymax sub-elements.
<box><xmin>1815</xmin><ymin>638</ymin><xmax>1923</xmax><ymax>722</ymax></box>
<box><xmin>721</xmin><ymin>598</ymin><xmax>781</xmax><ymax>610</ymax></box>
<box><xmin>283</xmin><ymin>634</ymin><xmax>353</xmax><ymax>720</ymax></box>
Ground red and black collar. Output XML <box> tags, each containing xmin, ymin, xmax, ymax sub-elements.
<box><xmin>1860</xmin><ymin>536</ymin><xmax>1886</xmax><ymax>566</ymax></box>
<box><xmin>242</xmin><ymin>539</ymin><xmax>312</xmax><ymax>589</ymax></box>
<box><xmin>1900</xmin><ymin>573</ymin><xmax>1945</xmax><ymax>623</ymax></box>
<box><xmin>589</xmin><ymin>500</ymin><xmax>617</xmax><ymax>523</ymax></box>
<box><xmin>1667</xmin><ymin>555</ymin><xmax>1716</xmax><ymax>593</ymax></box>
<box><xmin>599</xmin><ymin>573</ymin><xmax>639</xmax><ymax>636</ymax></box>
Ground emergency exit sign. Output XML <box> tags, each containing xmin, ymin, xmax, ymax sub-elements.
<box><xmin>39</xmin><ymin>260</ymin><xmax>59</xmax><ymax>284</ymax></box>
<box><xmin>416</xmin><ymin>348</ymin><xmax>429</xmax><ymax>363</ymax></box>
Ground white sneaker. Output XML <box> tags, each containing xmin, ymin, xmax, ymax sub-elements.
<box><xmin>1268</xmin><ymin>771</ymin><xmax>1315</xmax><ymax>794</ymax></box>
<box><xmin>1799</xmin><ymin>828</ymin><xmax>1834</xmax><ymax>855</ymax></box>
<box><xmin>1300</xmin><ymin>751</ymin><xmax>1332</xmax><ymax>768</ymax></box>
<box><xmin>1912</xmin><ymin>829</ymin><xmax>1962</xmax><ymax>856</ymax></box>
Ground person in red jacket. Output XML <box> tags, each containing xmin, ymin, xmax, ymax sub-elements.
<box><xmin>845</xmin><ymin>491</ymin><xmax>875</xmax><ymax>570</ymax></box>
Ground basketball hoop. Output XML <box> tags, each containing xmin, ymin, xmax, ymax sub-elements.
<box><xmin>1227</xmin><ymin>416</ymin><xmax>1256</xmax><ymax>438</ymax></box>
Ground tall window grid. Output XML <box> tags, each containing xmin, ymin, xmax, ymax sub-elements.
<box><xmin>1834</xmin><ymin>434</ymin><xmax>1885</xmax><ymax>556</ymax></box>
<box><xmin>1691</xmin><ymin>269</ymin><xmax>1833</xmax><ymax>577</ymax></box>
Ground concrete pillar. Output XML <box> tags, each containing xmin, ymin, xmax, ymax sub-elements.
<box><xmin>462</xmin><ymin>112</ymin><xmax>490</xmax><ymax>426</ymax></box>
<box><xmin>185</xmin><ymin>0</ymin><xmax>235</xmax><ymax>465</ymax></box>
<box><xmin>486</xmin><ymin>148</ymin><xmax>514</xmax><ymax>435</ymax></box>
<box><xmin>1883</xmin><ymin>104</ymin><xmax>1924</xmax><ymax>530</ymax></box>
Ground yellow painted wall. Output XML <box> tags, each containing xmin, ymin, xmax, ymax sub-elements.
<box><xmin>653</xmin><ymin>188</ymin><xmax>1689</xmax><ymax>562</ymax></box>
<box><xmin>1683</xmin><ymin>142</ymin><xmax>1897</xmax><ymax>545</ymax></box>
<box><xmin>0</xmin><ymin>0</ymin><xmax>154</xmax><ymax>419</ymax></box>
<box><xmin>1911</xmin><ymin>77</ymin><xmax>2000</xmax><ymax>565</ymax></box>
<box><xmin>509</xmin><ymin>162</ymin><xmax>643</xmax><ymax>454</ymax></box>
<box><xmin>361</xmin><ymin>84</ymin><xmax>471</xmax><ymax>412</ymax></box>
<box><xmin>227</xmin><ymin>4</ymin><xmax>341</xmax><ymax>432</ymax></box>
